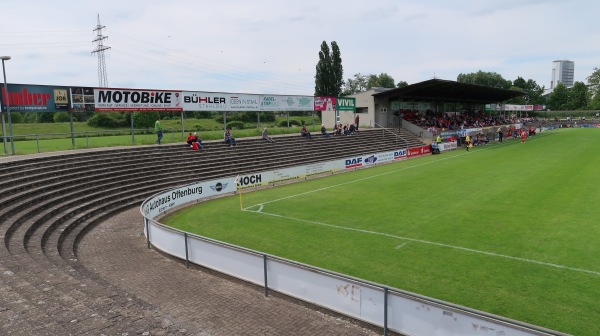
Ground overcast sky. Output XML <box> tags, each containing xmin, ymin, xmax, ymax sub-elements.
<box><xmin>1</xmin><ymin>0</ymin><xmax>598</xmax><ymax>95</ymax></box>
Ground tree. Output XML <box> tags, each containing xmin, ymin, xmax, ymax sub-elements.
<box><xmin>396</xmin><ymin>81</ymin><xmax>408</xmax><ymax>88</ymax></box>
<box><xmin>568</xmin><ymin>81</ymin><xmax>589</xmax><ymax>110</ymax></box>
<box><xmin>342</xmin><ymin>72</ymin><xmax>397</xmax><ymax>95</ymax></box>
<box><xmin>586</xmin><ymin>67</ymin><xmax>600</xmax><ymax>109</ymax></box>
<box><xmin>456</xmin><ymin>71</ymin><xmax>512</xmax><ymax>89</ymax></box>
<box><xmin>314</xmin><ymin>41</ymin><xmax>343</xmax><ymax>97</ymax></box>
<box><xmin>506</xmin><ymin>77</ymin><xmax>545</xmax><ymax>105</ymax></box>
<box><xmin>547</xmin><ymin>83</ymin><xmax>570</xmax><ymax>110</ymax></box>
<box><xmin>366</xmin><ymin>73</ymin><xmax>395</xmax><ymax>89</ymax></box>
<box><xmin>342</xmin><ymin>73</ymin><xmax>368</xmax><ymax>95</ymax></box>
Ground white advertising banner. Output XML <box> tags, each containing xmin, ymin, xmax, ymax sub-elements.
<box><xmin>142</xmin><ymin>177</ymin><xmax>236</xmax><ymax>218</ymax></box>
<box><xmin>182</xmin><ymin>91</ymin><xmax>260</xmax><ymax>111</ymax></box>
<box><xmin>94</xmin><ymin>88</ymin><xmax>183</xmax><ymax>111</ymax></box>
<box><xmin>259</xmin><ymin>95</ymin><xmax>315</xmax><ymax>111</ymax></box>
<box><xmin>439</xmin><ymin>141</ymin><xmax>457</xmax><ymax>152</ymax></box>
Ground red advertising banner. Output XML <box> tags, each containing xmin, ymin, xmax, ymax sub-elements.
<box><xmin>314</xmin><ymin>96</ymin><xmax>336</xmax><ymax>111</ymax></box>
<box><xmin>407</xmin><ymin>145</ymin><xmax>431</xmax><ymax>157</ymax></box>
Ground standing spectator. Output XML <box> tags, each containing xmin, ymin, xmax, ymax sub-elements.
<box><xmin>224</xmin><ymin>128</ymin><xmax>237</xmax><ymax>147</ymax></box>
<box><xmin>300</xmin><ymin>124</ymin><xmax>312</xmax><ymax>138</ymax></box>
<box><xmin>354</xmin><ymin>114</ymin><xmax>360</xmax><ymax>131</ymax></box>
<box><xmin>193</xmin><ymin>132</ymin><xmax>203</xmax><ymax>149</ymax></box>
<box><xmin>497</xmin><ymin>127</ymin><xmax>504</xmax><ymax>143</ymax></box>
<box><xmin>436</xmin><ymin>134</ymin><xmax>442</xmax><ymax>145</ymax></box>
<box><xmin>321</xmin><ymin>124</ymin><xmax>331</xmax><ymax>138</ymax></box>
<box><xmin>521</xmin><ymin>129</ymin><xmax>527</xmax><ymax>143</ymax></box>
<box><xmin>155</xmin><ymin>117</ymin><xmax>163</xmax><ymax>144</ymax></box>
<box><xmin>465</xmin><ymin>134</ymin><xmax>471</xmax><ymax>147</ymax></box>
<box><xmin>262</xmin><ymin>127</ymin><xmax>275</xmax><ymax>143</ymax></box>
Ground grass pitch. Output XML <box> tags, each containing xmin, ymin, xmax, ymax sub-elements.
<box><xmin>163</xmin><ymin>128</ymin><xmax>600</xmax><ymax>335</ymax></box>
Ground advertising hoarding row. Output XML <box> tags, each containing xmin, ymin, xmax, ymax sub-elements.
<box><xmin>1</xmin><ymin>83</ymin><xmax>352</xmax><ymax>113</ymax></box>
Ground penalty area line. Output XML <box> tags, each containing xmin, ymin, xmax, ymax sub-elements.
<box><xmin>243</xmin><ymin>209</ymin><xmax>600</xmax><ymax>277</ymax></box>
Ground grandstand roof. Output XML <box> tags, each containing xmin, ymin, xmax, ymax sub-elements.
<box><xmin>373</xmin><ymin>79</ymin><xmax>524</xmax><ymax>104</ymax></box>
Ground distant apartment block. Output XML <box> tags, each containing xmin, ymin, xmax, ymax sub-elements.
<box><xmin>551</xmin><ymin>60</ymin><xmax>574</xmax><ymax>88</ymax></box>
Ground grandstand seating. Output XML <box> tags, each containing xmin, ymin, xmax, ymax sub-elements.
<box><xmin>0</xmin><ymin>128</ymin><xmax>424</xmax><ymax>334</ymax></box>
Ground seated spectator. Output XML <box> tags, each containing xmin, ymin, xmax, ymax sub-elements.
<box><xmin>191</xmin><ymin>140</ymin><xmax>200</xmax><ymax>150</ymax></box>
<box><xmin>479</xmin><ymin>133</ymin><xmax>489</xmax><ymax>145</ymax></box>
<box><xmin>430</xmin><ymin>142</ymin><xmax>440</xmax><ymax>154</ymax></box>
<box><xmin>348</xmin><ymin>123</ymin><xmax>356</xmax><ymax>135</ymax></box>
<box><xmin>528</xmin><ymin>126</ymin><xmax>536</xmax><ymax>136</ymax></box>
<box><xmin>224</xmin><ymin>128</ymin><xmax>237</xmax><ymax>147</ymax></box>
<box><xmin>262</xmin><ymin>127</ymin><xmax>275</xmax><ymax>143</ymax></box>
<box><xmin>193</xmin><ymin>132</ymin><xmax>203</xmax><ymax>149</ymax></box>
<box><xmin>186</xmin><ymin>132</ymin><xmax>194</xmax><ymax>147</ymax></box>
<box><xmin>334</xmin><ymin>123</ymin><xmax>343</xmax><ymax>135</ymax></box>
<box><xmin>321</xmin><ymin>124</ymin><xmax>331</xmax><ymax>138</ymax></box>
<box><xmin>300</xmin><ymin>125</ymin><xmax>311</xmax><ymax>138</ymax></box>
<box><xmin>343</xmin><ymin>124</ymin><xmax>350</xmax><ymax>136</ymax></box>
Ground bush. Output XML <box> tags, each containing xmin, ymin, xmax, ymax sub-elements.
<box><xmin>133</xmin><ymin>111</ymin><xmax>159</xmax><ymax>128</ymax></box>
<box><xmin>8</xmin><ymin>112</ymin><xmax>23</xmax><ymax>123</ymax></box>
<box><xmin>87</xmin><ymin>113</ymin><xmax>117</xmax><ymax>128</ymax></box>
<box><xmin>36</xmin><ymin>112</ymin><xmax>55</xmax><ymax>123</ymax></box>
<box><xmin>226</xmin><ymin>121</ymin><xmax>245</xmax><ymax>130</ymax></box>
<box><xmin>278</xmin><ymin>119</ymin><xmax>302</xmax><ymax>127</ymax></box>
<box><xmin>53</xmin><ymin>112</ymin><xmax>71</xmax><ymax>123</ymax></box>
<box><xmin>193</xmin><ymin>111</ymin><xmax>213</xmax><ymax>119</ymax></box>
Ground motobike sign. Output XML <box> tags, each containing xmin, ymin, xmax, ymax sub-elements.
<box><xmin>94</xmin><ymin>88</ymin><xmax>183</xmax><ymax>111</ymax></box>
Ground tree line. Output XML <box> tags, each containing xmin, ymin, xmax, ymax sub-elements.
<box><xmin>314</xmin><ymin>41</ymin><xmax>600</xmax><ymax>111</ymax></box>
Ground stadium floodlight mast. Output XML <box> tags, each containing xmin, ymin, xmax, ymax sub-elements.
<box><xmin>1</xmin><ymin>56</ymin><xmax>14</xmax><ymax>155</ymax></box>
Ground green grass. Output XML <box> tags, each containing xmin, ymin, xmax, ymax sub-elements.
<box><xmin>0</xmin><ymin>117</ymin><xmax>324</xmax><ymax>155</ymax></box>
<box><xmin>162</xmin><ymin>128</ymin><xmax>600</xmax><ymax>336</ymax></box>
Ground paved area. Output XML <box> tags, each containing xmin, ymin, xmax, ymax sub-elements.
<box><xmin>78</xmin><ymin>206</ymin><xmax>382</xmax><ymax>336</ymax></box>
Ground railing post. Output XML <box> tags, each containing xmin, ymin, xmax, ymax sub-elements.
<box><xmin>171</xmin><ymin>127</ymin><xmax>175</xmax><ymax>142</ymax></box>
<box><xmin>384</xmin><ymin>287</ymin><xmax>388</xmax><ymax>336</ymax></box>
<box><xmin>85</xmin><ymin>132</ymin><xmax>89</xmax><ymax>148</ymax></box>
<box><xmin>145</xmin><ymin>218</ymin><xmax>150</xmax><ymax>249</ymax></box>
<box><xmin>184</xmin><ymin>232</ymin><xmax>189</xmax><ymax>269</ymax></box>
<box><xmin>36</xmin><ymin>134</ymin><xmax>40</xmax><ymax>153</ymax></box>
<box><xmin>263</xmin><ymin>254</ymin><xmax>269</xmax><ymax>297</ymax></box>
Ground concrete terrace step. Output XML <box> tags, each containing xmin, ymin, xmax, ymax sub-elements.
<box><xmin>0</xmin><ymin>128</ymin><xmax>424</xmax><ymax>335</ymax></box>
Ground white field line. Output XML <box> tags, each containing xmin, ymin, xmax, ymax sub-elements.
<box><xmin>395</xmin><ymin>242</ymin><xmax>408</xmax><ymax>249</ymax></box>
<box><xmin>242</xmin><ymin>151</ymin><xmax>472</xmax><ymax>211</ymax></box>
<box><xmin>243</xmin><ymin>208</ymin><xmax>600</xmax><ymax>277</ymax></box>
<box><xmin>242</xmin><ymin>135</ymin><xmax>538</xmax><ymax>212</ymax></box>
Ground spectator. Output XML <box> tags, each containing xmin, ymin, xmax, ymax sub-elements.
<box><xmin>186</xmin><ymin>132</ymin><xmax>194</xmax><ymax>147</ymax></box>
<box><xmin>430</xmin><ymin>141</ymin><xmax>440</xmax><ymax>154</ymax></box>
<box><xmin>497</xmin><ymin>127</ymin><xmax>504</xmax><ymax>143</ymax></box>
<box><xmin>354</xmin><ymin>114</ymin><xmax>360</xmax><ymax>131</ymax></box>
<box><xmin>155</xmin><ymin>117</ymin><xmax>163</xmax><ymax>144</ymax></box>
<box><xmin>262</xmin><ymin>127</ymin><xmax>275</xmax><ymax>143</ymax></box>
<box><xmin>193</xmin><ymin>132</ymin><xmax>203</xmax><ymax>149</ymax></box>
<box><xmin>321</xmin><ymin>124</ymin><xmax>331</xmax><ymax>138</ymax></box>
<box><xmin>224</xmin><ymin>128</ymin><xmax>237</xmax><ymax>147</ymax></box>
<box><xmin>300</xmin><ymin>124</ymin><xmax>312</xmax><ymax>138</ymax></box>
<box><xmin>334</xmin><ymin>123</ymin><xmax>343</xmax><ymax>135</ymax></box>
<box><xmin>191</xmin><ymin>140</ymin><xmax>200</xmax><ymax>150</ymax></box>
<box><xmin>343</xmin><ymin>123</ymin><xmax>350</xmax><ymax>136</ymax></box>
<box><xmin>348</xmin><ymin>123</ymin><xmax>356</xmax><ymax>135</ymax></box>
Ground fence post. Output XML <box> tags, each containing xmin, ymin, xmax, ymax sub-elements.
<box><xmin>184</xmin><ymin>232</ymin><xmax>189</xmax><ymax>269</ymax></box>
<box><xmin>263</xmin><ymin>254</ymin><xmax>269</xmax><ymax>297</ymax></box>
<box><xmin>145</xmin><ymin>218</ymin><xmax>150</xmax><ymax>249</ymax></box>
<box><xmin>85</xmin><ymin>132</ymin><xmax>89</xmax><ymax>148</ymax></box>
<box><xmin>383</xmin><ymin>287</ymin><xmax>388</xmax><ymax>336</ymax></box>
<box><xmin>171</xmin><ymin>127</ymin><xmax>175</xmax><ymax>142</ymax></box>
<box><xmin>36</xmin><ymin>134</ymin><xmax>40</xmax><ymax>153</ymax></box>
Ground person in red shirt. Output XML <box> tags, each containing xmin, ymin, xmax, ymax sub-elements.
<box><xmin>521</xmin><ymin>130</ymin><xmax>527</xmax><ymax>143</ymax></box>
<box><xmin>186</xmin><ymin>132</ymin><xmax>194</xmax><ymax>147</ymax></box>
<box><xmin>191</xmin><ymin>141</ymin><xmax>199</xmax><ymax>150</ymax></box>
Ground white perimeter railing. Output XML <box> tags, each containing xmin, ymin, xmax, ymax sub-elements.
<box><xmin>140</xmin><ymin>144</ymin><xmax>566</xmax><ymax>336</ymax></box>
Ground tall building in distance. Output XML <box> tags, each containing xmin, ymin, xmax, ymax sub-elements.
<box><xmin>551</xmin><ymin>60</ymin><xmax>574</xmax><ymax>89</ymax></box>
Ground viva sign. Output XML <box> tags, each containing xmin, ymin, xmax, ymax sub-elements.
<box><xmin>336</xmin><ymin>97</ymin><xmax>356</xmax><ymax>112</ymax></box>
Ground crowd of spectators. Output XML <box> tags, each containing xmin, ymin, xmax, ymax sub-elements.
<box><xmin>397</xmin><ymin>109</ymin><xmax>532</xmax><ymax>134</ymax></box>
